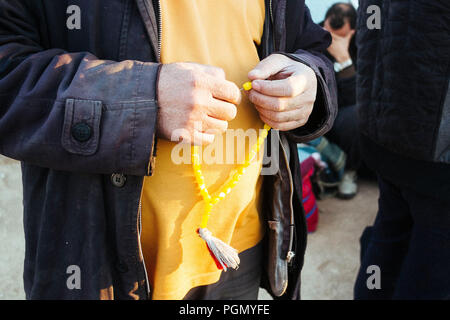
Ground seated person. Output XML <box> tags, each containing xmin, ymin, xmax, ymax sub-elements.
<box><xmin>321</xmin><ymin>3</ymin><xmax>362</xmax><ymax>199</ymax></box>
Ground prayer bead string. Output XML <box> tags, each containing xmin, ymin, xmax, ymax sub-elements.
<box><xmin>191</xmin><ymin>82</ymin><xmax>271</xmax><ymax>229</ymax></box>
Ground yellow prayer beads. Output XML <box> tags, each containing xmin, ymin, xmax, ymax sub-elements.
<box><xmin>192</xmin><ymin>81</ymin><xmax>271</xmax><ymax>229</ymax></box>
<box><xmin>242</xmin><ymin>81</ymin><xmax>253</xmax><ymax>91</ymax></box>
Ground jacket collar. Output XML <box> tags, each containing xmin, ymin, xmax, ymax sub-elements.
<box><xmin>135</xmin><ymin>0</ymin><xmax>159</xmax><ymax>60</ymax></box>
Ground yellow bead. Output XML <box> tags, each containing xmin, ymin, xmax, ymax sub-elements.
<box><xmin>257</xmin><ymin>137</ymin><xmax>264</xmax><ymax>145</ymax></box>
<box><xmin>261</xmin><ymin>130</ymin><xmax>268</xmax><ymax>138</ymax></box>
<box><xmin>193</xmin><ymin>123</ymin><xmax>272</xmax><ymax>231</ymax></box>
<box><xmin>242</xmin><ymin>81</ymin><xmax>252</xmax><ymax>91</ymax></box>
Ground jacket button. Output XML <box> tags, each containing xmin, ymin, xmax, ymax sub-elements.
<box><xmin>71</xmin><ymin>122</ymin><xmax>92</xmax><ymax>142</ymax></box>
<box><xmin>116</xmin><ymin>260</ymin><xmax>128</xmax><ymax>273</ymax></box>
<box><xmin>111</xmin><ymin>173</ymin><xmax>127</xmax><ymax>188</ymax></box>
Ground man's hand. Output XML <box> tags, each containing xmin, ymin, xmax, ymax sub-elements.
<box><xmin>157</xmin><ymin>62</ymin><xmax>241</xmax><ymax>145</ymax></box>
<box><xmin>247</xmin><ymin>54</ymin><xmax>317</xmax><ymax>131</ymax></box>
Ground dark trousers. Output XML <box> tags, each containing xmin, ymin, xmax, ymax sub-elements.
<box><xmin>354</xmin><ymin>176</ymin><xmax>450</xmax><ymax>299</ymax></box>
<box><xmin>183</xmin><ymin>242</ymin><xmax>263</xmax><ymax>300</ymax></box>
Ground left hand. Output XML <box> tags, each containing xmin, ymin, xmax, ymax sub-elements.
<box><xmin>247</xmin><ymin>54</ymin><xmax>317</xmax><ymax>131</ymax></box>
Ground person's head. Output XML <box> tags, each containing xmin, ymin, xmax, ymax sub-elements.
<box><xmin>324</xmin><ymin>3</ymin><xmax>357</xmax><ymax>37</ymax></box>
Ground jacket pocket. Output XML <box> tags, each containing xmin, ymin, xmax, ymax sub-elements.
<box><xmin>61</xmin><ymin>98</ymin><xmax>102</xmax><ymax>156</ymax></box>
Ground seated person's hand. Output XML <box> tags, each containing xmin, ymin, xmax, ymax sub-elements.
<box><xmin>323</xmin><ymin>21</ymin><xmax>355</xmax><ymax>63</ymax></box>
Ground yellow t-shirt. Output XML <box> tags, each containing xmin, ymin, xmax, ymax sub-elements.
<box><xmin>141</xmin><ymin>0</ymin><xmax>266</xmax><ymax>300</ymax></box>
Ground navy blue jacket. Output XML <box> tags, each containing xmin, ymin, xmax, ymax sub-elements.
<box><xmin>0</xmin><ymin>0</ymin><xmax>337</xmax><ymax>299</ymax></box>
<box><xmin>357</xmin><ymin>0</ymin><xmax>450</xmax><ymax>196</ymax></box>
<box><xmin>357</xmin><ymin>0</ymin><xmax>450</xmax><ymax>164</ymax></box>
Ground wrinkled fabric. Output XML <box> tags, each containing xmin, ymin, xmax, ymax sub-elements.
<box><xmin>357</xmin><ymin>0</ymin><xmax>450</xmax><ymax>164</ymax></box>
<box><xmin>0</xmin><ymin>0</ymin><xmax>337</xmax><ymax>299</ymax></box>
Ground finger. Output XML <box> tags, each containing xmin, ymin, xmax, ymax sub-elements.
<box><xmin>205</xmin><ymin>97</ymin><xmax>237</xmax><ymax>121</ymax></box>
<box><xmin>205</xmin><ymin>74</ymin><xmax>242</xmax><ymax>105</ymax></box>
<box><xmin>247</xmin><ymin>54</ymin><xmax>287</xmax><ymax>80</ymax></box>
<box><xmin>248</xmin><ymin>89</ymin><xmax>293</xmax><ymax>111</ymax></box>
<box><xmin>203</xmin><ymin>115</ymin><xmax>228</xmax><ymax>133</ymax></box>
<box><xmin>259</xmin><ymin>113</ymin><xmax>308</xmax><ymax>131</ymax></box>
<box><xmin>192</xmin><ymin>130</ymin><xmax>216</xmax><ymax>146</ymax></box>
<box><xmin>255</xmin><ymin>105</ymin><xmax>305</xmax><ymax>123</ymax></box>
<box><xmin>252</xmin><ymin>74</ymin><xmax>307</xmax><ymax>97</ymax></box>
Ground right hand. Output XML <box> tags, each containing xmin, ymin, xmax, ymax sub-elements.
<box><xmin>157</xmin><ymin>62</ymin><xmax>241</xmax><ymax>145</ymax></box>
<box><xmin>324</xmin><ymin>28</ymin><xmax>355</xmax><ymax>63</ymax></box>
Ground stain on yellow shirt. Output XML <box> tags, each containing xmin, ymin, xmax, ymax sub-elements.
<box><xmin>141</xmin><ymin>0</ymin><xmax>266</xmax><ymax>300</ymax></box>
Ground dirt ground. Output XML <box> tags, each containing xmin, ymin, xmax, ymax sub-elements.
<box><xmin>0</xmin><ymin>155</ymin><xmax>378</xmax><ymax>300</ymax></box>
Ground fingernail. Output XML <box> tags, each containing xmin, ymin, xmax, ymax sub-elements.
<box><xmin>252</xmin><ymin>81</ymin><xmax>260</xmax><ymax>90</ymax></box>
<box><xmin>248</xmin><ymin>70</ymin><xmax>260</xmax><ymax>79</ymax></box>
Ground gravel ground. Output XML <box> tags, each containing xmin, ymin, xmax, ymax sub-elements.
<box><xmin>0</xmin><ymin>155</ymin><xmax>378</xmax><ymax>300</ymax></box>
<box><xmin>0</xmin><ymin>156</ymin><xmax>25</xmax><ymax>300</ymax></box>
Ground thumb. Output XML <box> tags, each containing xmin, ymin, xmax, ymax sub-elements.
<box><xmin>248</xmin><ymin>54</ymin><xmax>287</xmax><ymax>80</ymax></box>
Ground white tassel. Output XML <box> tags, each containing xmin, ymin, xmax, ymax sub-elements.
<box><xmin>198</xmin><ymin>228</ymin><xmax>240</xmax><ymax>272</ymax></box>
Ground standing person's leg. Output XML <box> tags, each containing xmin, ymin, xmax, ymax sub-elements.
<box><xmin>392</xmin><ymin>190</ymin><xmax>450</xmax><ymax>299</ymax></box>
<box><xmin>354</xmin><ymin>177</ymin><xmax>413</xmax><ymax>299</ymax></box>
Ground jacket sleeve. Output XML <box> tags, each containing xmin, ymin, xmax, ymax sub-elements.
<box><xmin>281</xmin><ymin>5</ymin><xmax>338</xmax><ymax>143</ymax></box>
<box><xmin>0</xmin><ymin>0</ymin><xmax>160</xmax><ymax>176</ymax></box>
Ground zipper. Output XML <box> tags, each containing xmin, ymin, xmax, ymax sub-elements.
<box><xmin>269</xmin><ymin>0</ymin><xmax>275</xmax><ymax>56</ymax></box>
<box><xmin>279</xmin><ymin>135</ymin><xmax>296</xmax><ymax>266</ymax></box>
<box><xmin>157</xmin><ymin>0</ymin><xmax>162</xmax><ymax>62</ymax></box>
<box><xmin>137</xmin><ymin>191</ymin><xmax>151</xmax><ymax>298</ymax></box>
<box><xmin>269</xmin><ymin>0</ymin><xmax>273</xmax><ymax>24</ymax></box>
<box><xmin>136</xmin><ymin>0</ymin><xmax>163</xmax><ymax>300</ymax></box>
<box><xmin>268</xmin><ymin>0</ymin><xmax>295</xmax><ymax>265</ymax></box>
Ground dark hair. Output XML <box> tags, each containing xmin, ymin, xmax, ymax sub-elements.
<box><xmin>325</xmin><ymin>3</ymin><xmax>357</xmax><ymax>30</ymax></box>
